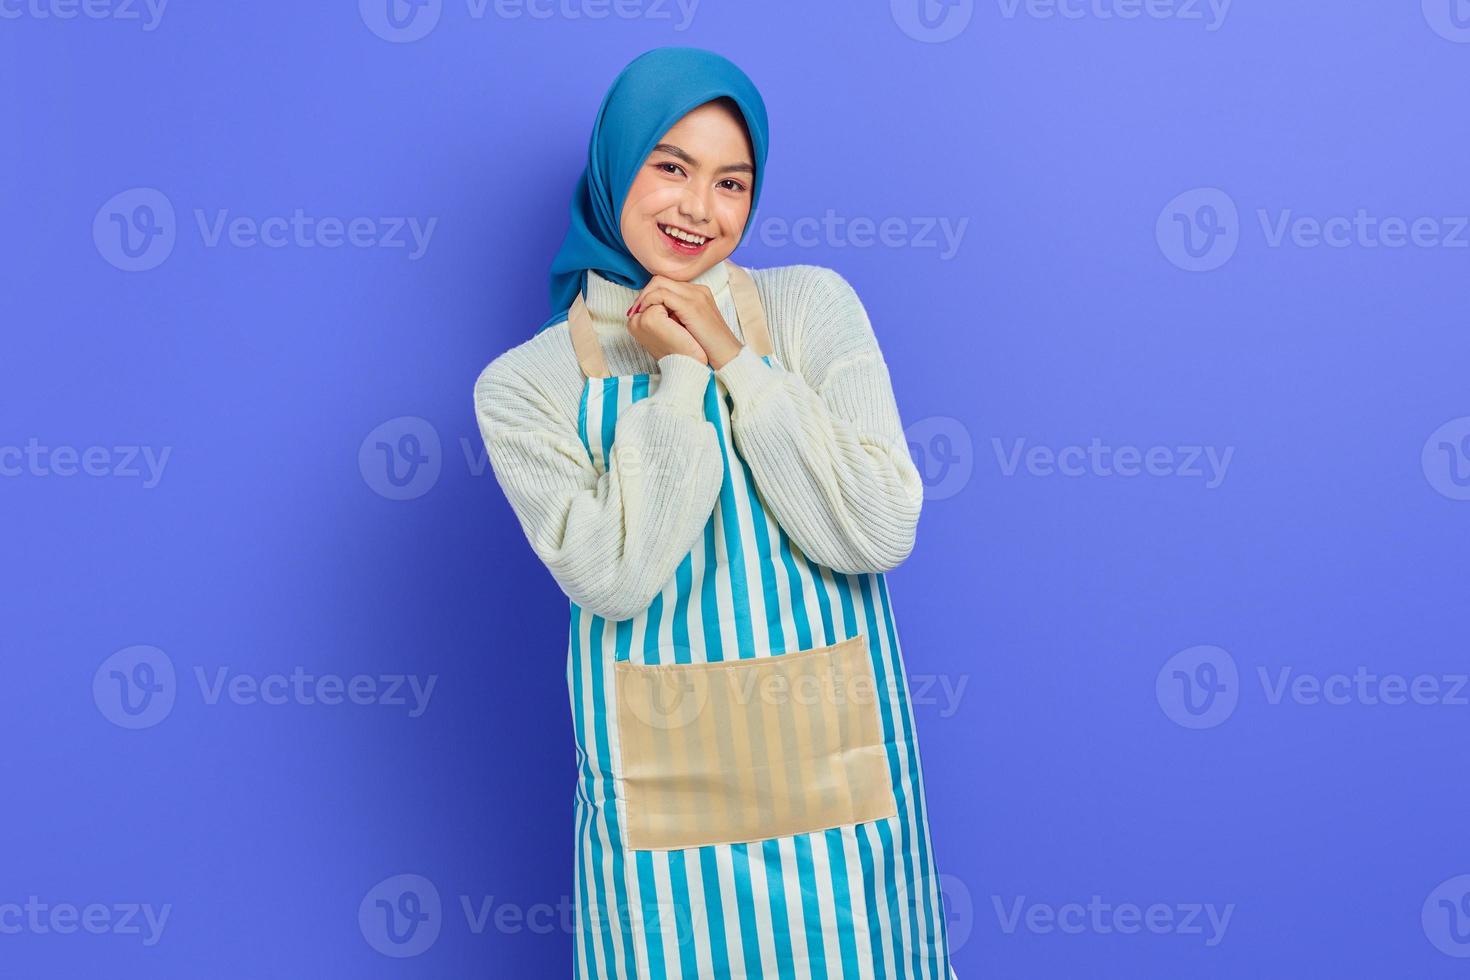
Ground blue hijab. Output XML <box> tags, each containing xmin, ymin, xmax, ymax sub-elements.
<box><xmin>534</xmin><ymin>46</ymin><xmax>769</xmax><ymax>334</ymax></box>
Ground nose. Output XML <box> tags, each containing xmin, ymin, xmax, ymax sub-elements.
<box><xmin>677</xmin><ymin>186</ymin><xmax>711</xmax><ymax>226</ymax></box>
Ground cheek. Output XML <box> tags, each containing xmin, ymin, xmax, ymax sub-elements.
<box><xmin>717</xmin><ymin>198</ymin><xmax>753</xmax><ymax>234</ymax></box>
<box><xmin>623</xmin><ymin>184</ymin><xmax>683</xmax><ymax>227</ymax></box>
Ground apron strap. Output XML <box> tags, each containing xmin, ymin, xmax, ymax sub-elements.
<box><xmin>567</xmin><ymin>292</ymin><xmax>611</xmax><ymax>379</ymax></box>
<box><xmin>726</xmin><ymin>262</ymin><xmax>773</xmax><ymax>357</ymax></box>
<box><xmin>565</xmin><ymin>261</ymin><xmax>772</xmax><ymax>380</ymax></box>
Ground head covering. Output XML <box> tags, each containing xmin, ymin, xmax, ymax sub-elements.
<box><xmin>534</xmin><ymin>46</ymin><xmax>769</xmax><ymax>334</ymax></box>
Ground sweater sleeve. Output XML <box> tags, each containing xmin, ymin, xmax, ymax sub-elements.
<box><xmin>474</xmin><ymin>348</ymin><xmax>724</xmax><ymax>621</ymax></box>
<box><xmin>713</xmin><ymin>267</ymin><xmax>924</xmax><ymax>574</ymax></box>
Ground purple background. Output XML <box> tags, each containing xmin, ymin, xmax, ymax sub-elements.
<box><xmin>5</xmin><ymin>0</ymin><xmax>1470</xmax><ymax>976</ymax></box>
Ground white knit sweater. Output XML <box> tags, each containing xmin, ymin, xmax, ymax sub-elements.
<box><xmin>473</xmin><ymin>260</ymin><xmax>924</xmax><ymax>622</ymax></box>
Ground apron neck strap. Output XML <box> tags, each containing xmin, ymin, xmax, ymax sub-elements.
<box><xmin>566</xmin><ymin>292</ymin><xmax>610</xmax><ymax>379</ymax></box>
<box><xmin>566</xmin><ymin>261</ymin><xmax>772</xmax><ymax>380</ymax></box>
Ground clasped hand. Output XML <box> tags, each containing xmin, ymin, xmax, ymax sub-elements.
<box><xmin>624</xmin><ymin>275</ymin><xmax>743</xmax><ymax>370</ymax></box>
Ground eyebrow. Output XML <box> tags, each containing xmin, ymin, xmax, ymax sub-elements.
<box><xmin>652</xmin><ymin>143</ymin><xmax>755</xmax><ymax>176</ymax></box>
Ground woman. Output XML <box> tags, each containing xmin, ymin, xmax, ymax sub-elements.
<box><xmin>474</xmin><ymin>45</ymin><xmax>957</xmax><ymax>980</ymax></box>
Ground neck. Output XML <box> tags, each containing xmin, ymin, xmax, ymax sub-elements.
<box><xmin>583</xmin><ymin>260</ymin><xmax>731</xmax><ymax>331</ymax></box>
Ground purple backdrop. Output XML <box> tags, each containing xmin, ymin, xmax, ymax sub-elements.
<box><xmin>5</xmin><ymin>1</ymin><xmax>1470</xmax><ymax>976</ymax></box>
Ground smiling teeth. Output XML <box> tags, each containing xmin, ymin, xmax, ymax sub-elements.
<box><xmin>660</xmin><ymin>224</ymin><xmax>708</xmax><ymax>245</ymax></box>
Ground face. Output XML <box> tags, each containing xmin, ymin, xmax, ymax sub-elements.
<box><xmin>619</xmin><ymin>99</ymin><xmax>755</xmax><ymax>281</ymax></box>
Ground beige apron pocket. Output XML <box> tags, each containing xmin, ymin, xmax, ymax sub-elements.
<box><xmin>615</xmin><ymin>633</ymin><xmax>898</xmax><ymax>852</ymax></box>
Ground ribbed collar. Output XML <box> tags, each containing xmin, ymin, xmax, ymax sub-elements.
<box><xmin>582</xmin><ymin>260</ymin><xmax>732</xmax><ymax>333</ymax></box>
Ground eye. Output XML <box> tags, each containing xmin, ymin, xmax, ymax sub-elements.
<box><xmin>718</xmin><ymin>179</ymin><xmax>747</xmax><ymax>193</ymax></box>
<box><xmin>655</xmin><ymin>162</ymin><xmax>686</xmax><ymax>177</ymax></box>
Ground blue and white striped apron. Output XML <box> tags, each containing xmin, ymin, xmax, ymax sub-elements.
<box><xmin>563</xmin><ymin>262</ymin><xmax>955</xmax><ymax>980</ymax></box>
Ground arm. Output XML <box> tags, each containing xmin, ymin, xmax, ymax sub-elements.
<box><xmin>712</xmin><ymin>267</ymin><xmax>924</xmax><ymax>574</ymax></box>
<box><xmin>474</xmin><ymin>349</ymin><xmax>724</xmax><ymax>621</ymax></box>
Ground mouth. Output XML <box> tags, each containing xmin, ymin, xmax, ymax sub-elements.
<box><xmin>657</xmin><ymin>221</ymin><xmax>712</xmax><ymax>256</ymax></box>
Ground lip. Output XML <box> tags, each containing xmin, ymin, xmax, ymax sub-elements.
<box><xmin>657</xmin><ymin>221</ymin><xmax>712</xmax><ymax>256</ymax></box>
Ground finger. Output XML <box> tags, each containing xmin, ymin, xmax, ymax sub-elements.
<box><xmin>631</xmin><ymin>287</ymin><xmax>682</xmax><ymax>318</ymax></box>
<box><xmin>628</xmin><ymin>278</ymin><xmax>695</xmax><ymax>315</ymax></box>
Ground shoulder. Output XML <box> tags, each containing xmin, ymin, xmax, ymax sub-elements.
<box><xmin>473</xmin><ymin>320</ymin><xmax>584</xmax><ymax>425</ymax></box>
<box><xmin>739</xmin><ymin>263</ymin><xmax>876</xmax><ymax>374</ymax></box>
<box><xmin>743</xmin><ymin>262</ymin><xmax>863</xmax><ymax>317</ymax></box>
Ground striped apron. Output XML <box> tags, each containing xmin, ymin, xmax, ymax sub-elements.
<box><xmin>564</xmin><ymin>262</ymin><xmax>956</xmax><ymax>980</ymax></box>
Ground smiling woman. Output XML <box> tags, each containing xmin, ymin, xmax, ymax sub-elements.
<box><xmin>473</xmin><ymin>46</ymin><xmax>957</xmax><ymax>980</ymax></box>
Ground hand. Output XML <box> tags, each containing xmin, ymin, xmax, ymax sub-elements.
<box><xmin>627</xmin><ymin>275</ymin><xmax>744</xmax><ymax>370</ymax></box>
<box><xmin>627</xmin><ymin>301</ymin><xmax>708</xmax><ymax>365</ymax></box>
